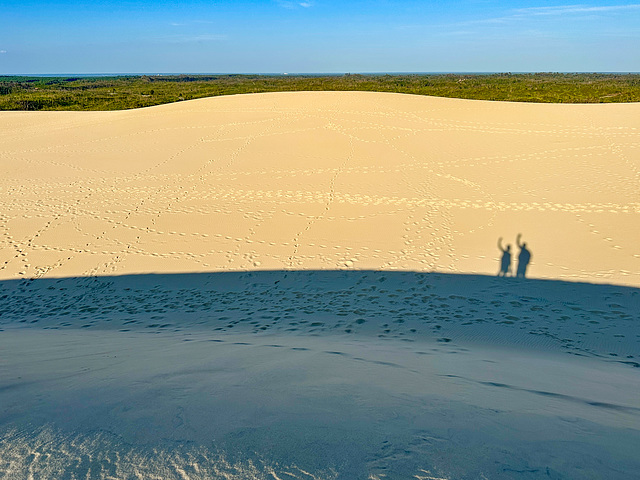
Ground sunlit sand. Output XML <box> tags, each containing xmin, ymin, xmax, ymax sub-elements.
<box><xmin>1</xmin><ymin>91</ymin><xmax>638</xmax><ymax>284</ymax></box>
<box><xmin>1</xmin><ymin>92</ymin><xmax>639</xmax><ymax>479</ymax></box>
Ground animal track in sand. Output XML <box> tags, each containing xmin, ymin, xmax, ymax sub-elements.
<box><xmin>1</xmin><ymin>93</ymin><xmax>639</xmax><ymax>283</ymax></box>
<box><xmin>1</xmin><ymin>271</ymin><xmax>638</xmax><ymax>362</ymax></box>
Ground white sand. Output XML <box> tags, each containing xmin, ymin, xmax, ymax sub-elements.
<box><xmin>1</xmin><ymin>93</ymin><xmax>639</xmax><ymax>479</ymax></box>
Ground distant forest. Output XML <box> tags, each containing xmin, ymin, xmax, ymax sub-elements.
<box><xmin>1</xmin><ymin>73</ymin><xmax>639</xmax><ymax>110</ymax></box>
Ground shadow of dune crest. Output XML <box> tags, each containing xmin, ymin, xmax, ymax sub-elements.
<box><xmin>2</xmin><ymin>270</ymin><xmax>639</xmax><ymax>361</ymax></box>
<box><xmin>2</xmin><ymin>271</ymin><xmax>640</xmax><ymax>480</ymax></box>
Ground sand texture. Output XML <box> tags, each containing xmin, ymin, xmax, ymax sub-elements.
<box><xmin>0</xmin><ymin>91</ymin><xmax>639</xmax><ymax>284</ymax></box>
<box><xmin>1</xmin><ymin>93</ymin><xmax>640</xmax><ymax>479</ymax></box>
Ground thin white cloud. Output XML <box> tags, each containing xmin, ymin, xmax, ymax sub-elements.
<box><xmin>434</xmin><ymin>30</ymin><xmax>475</xmax><ymax>37</ymax></box>
<box><xmin>276</xmin><ymin>0</ymin><xmax>314</xmax><ymax>9</ymax></box>
<box><xmin>170</xmin><ymin>20</ymin><xmax>214</xmax><ymax>27</ymax></box>
<box><xmin>513</xmin><ymin>4</ymin><xmax>640</xmax><ymax>16</ymax></box>
<box><xmin>0</xmin><ymin>50</ymin><xmax>6</xmax><ymax>54</ymax></box>
<box><xmin>161</xmin><ymin>33</ymin><xmax>227</xmax><ymax>43</ymax></box>
<box><xmin>435</xmin><ymin>3</ymin><xmax>640</xmax><ymax>30</ymax></box>
<box><xmin>179</xmin><ymin>34</ymin><xmax>227</xmax><ymax>42</ymax></box>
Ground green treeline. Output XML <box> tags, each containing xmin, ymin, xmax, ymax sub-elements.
<box><xmin>1</xmin><ymin>73</ymin><xmax>639</xmax><ymax>111</ymax></box>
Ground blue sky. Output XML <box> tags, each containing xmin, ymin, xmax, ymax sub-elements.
<box><xmin>1</xmin><ymin>1</ymin><xmax>639</xmax><ymax>74</ymax></box>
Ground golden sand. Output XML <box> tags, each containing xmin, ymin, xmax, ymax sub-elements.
<box><xmin>1</xmin><ymin>91</ymin><xmax>638</xmax><ymax>285</ymax></box>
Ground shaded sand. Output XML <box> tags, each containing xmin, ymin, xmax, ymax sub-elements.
<box><xmin>0</xmin><ymin>92</ymin><xmax>639</xmax><ymax>284</ymax></box>
<box><xmin>1</xmin><ymin>272</ymin><xmax>639</xmax><ymax>479</ymax></box>
<box><xmin>1</xmin><ymin>93</ymin><xmax>640</xmax><ymax>479</ymax></box>
<box><xmin>1</xmin><ymin>329</ymin><xmax>638</xmax><ymax>479</ymax></box>
<box><xmin>2</xmin><ymin>272</ymin><xmax>639</xmax><ymax>363</ymax></box>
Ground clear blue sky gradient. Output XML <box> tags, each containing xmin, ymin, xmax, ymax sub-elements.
<box><xmin>1</xmin><ymin>1</ymin><xmax>639</xmax><ymax>74</ymax></box>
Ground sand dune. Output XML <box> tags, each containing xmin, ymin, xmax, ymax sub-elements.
<box><xmin>1</xmin><ymin>93</ymin><xmax>640</xmax><ymax>479</ymax></box>
<box><xmin>1</xmin><ymin>92</ymin><xmax>639</xmax><ymax>284</ymax></box>
<box><xmin>1</xmin><ymin>272</ymin><xmax>639</xmax><ymax>479</ymax></box>
<box><xmin>2</xmin><ymin>271</ymin><xmax>639</xmax><ymax>363</ymax></box>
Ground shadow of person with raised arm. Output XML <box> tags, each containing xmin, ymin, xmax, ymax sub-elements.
<box><xmin>497</xmin><ymin>237</ymin><xmax>512</xmax><ymax>277</ymax></box>
<box><xmin>516</xmin><ymin>233</ymin><xmax>532</xmax><ymax>278</ymax></box>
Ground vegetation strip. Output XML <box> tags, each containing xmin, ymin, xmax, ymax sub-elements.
<box><xmin>1</xmin><ymin>73</ymin><xmax>639</xmax><ymax>111</ymax></box>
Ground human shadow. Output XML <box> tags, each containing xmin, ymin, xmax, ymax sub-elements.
<box><xmin>516</xmin><ymin>233</ymin><xmax>532</xmax><ymax>278</ymax></box>
<box><xmin>497</xmin><ymin>237</ymin><xmax>512</xmax><ymax>277</ymax></box>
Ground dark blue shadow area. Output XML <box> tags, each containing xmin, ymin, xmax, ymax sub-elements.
<box><xmin>1</xmin><ymin>270</ymin><xmax>639</xmax><ymax>361</ymax></box>
<box><xmin>2</xmin><ymin>271</ymin><xmax>640</xmax><ymax>480</ymax></box>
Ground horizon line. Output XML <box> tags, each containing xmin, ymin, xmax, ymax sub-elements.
<box><xmin>3</xmin><ymin>71</ymin><xmax>640</xmax><ymax>78</ymax></box>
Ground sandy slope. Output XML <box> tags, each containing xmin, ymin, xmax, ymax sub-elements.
<box><xmin>1</xmin><ymin>272</ymin><xmax>639</xmax><ymax>479</ymax></box>
<box><xmin>1</xmin><ymin>93</ymin><xmax>640</xmax><ymax>479</ymax></box>
<box><xmin>1</xmin><ymin>92</ymin><xmax>639</xmax><ymax>285</ymax></box>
